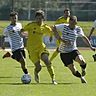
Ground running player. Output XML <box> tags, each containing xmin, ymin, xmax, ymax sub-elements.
<box><xmin>52</xmin><ymin>16</ymin><xmax>95</xmax><ymax>83</ymax></box>
<box><xmin>23</xmin><ymin>10</ymin><xmax>57</xmax><ymax>84</ymax></box>
<box><xmin>2</xmin><ymin>11</ymin><xmax>29</xmax><ymax>75</ymax></box>
<box><xmin>50</xmin><ymin>8</ymin><xmax>70</xmax><ymax>62</ymax></box>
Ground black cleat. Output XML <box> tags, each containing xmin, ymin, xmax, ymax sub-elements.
<box><xmin>2</xmin><ymin>52</ymin><xmax>11</xmax><ymax>59</ymax></box>
<box><xmin>92</xmin><ymin>55</ymin><xmax>96</xmax><ymax>62</ymax></box>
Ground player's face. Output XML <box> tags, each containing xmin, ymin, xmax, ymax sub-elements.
<box><xmin>35</xmin><ymin>15</ymin><xmax>43</xmax><ymax>23</ymax></box>
<box><xmin>10</xmin><ymin>15</ymin><xmax>18</xmax><ymax>24</ymax></box>
<box><xmin>69</xmin><ymin>17</ymin><xmax>77</xmax><ymax>25</ymax></box>
<box><xmin>64</xmin><ymin>11</ymin><xmax>70</xmax><ymax>18</ymax></box>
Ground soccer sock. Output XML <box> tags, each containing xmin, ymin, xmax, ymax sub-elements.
<box><xmin>47</xmin><ymin>65</ymin><xmax>55</xmax><ymax>80</ymax></box>
<box><xmin>23</xmin><ymin>69</ymin><xmax>28</xmax><ymax>74</ymax></box>
<box><xmin>50</xmin><ymin>50</ymin><xmax>59</xmax><ymax>62</ymax></box>
<box><xmin>73</xmin><ymin>71</ymin><xmax>81</xmax><ymax>78</ymax></box>
<box><xmin>80</xmin><ymin>63</ymin><xmax>86</xmax><ymax>69</ymax></box>
<box><xmin>34</xmin><ymin>64</ymin><xmax>42</xmax><ymax>74</ymax></box>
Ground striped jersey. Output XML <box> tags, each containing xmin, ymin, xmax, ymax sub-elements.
<box><xmin>3</xmin><ymin>22</ymin><xmax>24</xmax><ymax>51</ymax></box>
<box><xmin>55</xmin><ymin>24</ymin><xmax>84</xmax><ymax>53</ymax></box>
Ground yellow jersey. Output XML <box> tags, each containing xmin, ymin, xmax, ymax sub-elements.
<box><xmin>24</xmin><ymin>22</ymin><xmax>52</xmax><ymax>51</ymax></box>
<box><xmin>55</xmin><ymin>16</ymin><xmax>70</xmax><ymax>24</ymax></box>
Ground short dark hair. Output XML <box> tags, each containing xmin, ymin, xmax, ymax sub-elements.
<box><xmin>10</xmin><ymin>11</ymin><xmax>18</xmax><ymax>17</ymax></box>
<box><xmin>35</xmin><ymin>10</ymin><xmax>44</xmax><ymax>18</ymax></box>
<box><xmin>69</xmin><ymin>15</ymin><xmax>77</xmax><ymax>22</ymax></box>
<box><xmin>64</xmin><ymin>8</ymin><xmax>70</xmax><ymax>13</ymax></box>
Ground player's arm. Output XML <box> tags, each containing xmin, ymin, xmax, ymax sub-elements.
<box><xmin>1</xmin><ymin>28</ymin><xmax>8</xmax><ymax>50</ymax></box>
<box><xmin>1</xmin><ymin>35</ymin><xmax>6</xmax><ymax>49</ymax></box>
<box><xmin>20</xmin><ymin>23</ymin><xmax>30</xmax><ymax>38</ymax></box>
<box><xmin>82</xmin><ymin>35</ymin><xmax>95</xmax><ymax>51</ymax></box>
<box><xmin>20</xmin><ymin>28</ymin><xmax>28</xmax><ymax>38</ymax></box>
<box><xmin>52</xmin><ymin>25</ymin><xmax>70</xmax><ymax>44</ymax></box>
<box><xmin>88</xmin><ymin>27</ymin><xmax>95</xmax><ymax>39</ymax></box>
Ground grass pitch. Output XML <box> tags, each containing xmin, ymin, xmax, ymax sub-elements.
<box><xmin>0</xmin><ymin>49</ymin><xmax>96</xmax><ymax>96</ymax></box>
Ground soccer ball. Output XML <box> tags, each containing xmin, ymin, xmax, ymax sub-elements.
<box><xmin>21</xmin><ymin>74</ymin><xmax>31</xmax><ymax>84</ymax></box>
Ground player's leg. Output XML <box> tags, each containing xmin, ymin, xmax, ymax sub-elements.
<box><xmin>41</xmin><ymin>53</ymin><xmax>57</xmax><ymax>84</ymax></box>
<box><xmin>50</xmin><ymin>39</ymin><xmax>60</xmax><ymax>62</ymax></box>
<box><xmin>60</xmin><ymin>52</ymin><xmax>87</xmax><ymax>83</ymax></box>
<box><xmin>50</xmin><ymin>47</ymin><xmax>59</xmax><ymax>62</ymax></box>
<box><xmin>12</xmin><ymin>49</ymin><xmax>28</xmax><ymax>74</ymax></box>
<box><xmin>75</xmin><ymin>55</ymin><xmax>87</xmax><ymax>76</ymax></box>
<box><xmin>67</xmin><ymin>64</ymin><xmax>87</xmax><ymax>83</ymax></box>
<box><xmin>28</xmin><ymin>50</ymin><xmax>42</xmax><ymax>83</ymax></box>
<box><xmin>34</xmin><ymin>61</ymin><xmax>42</xmax><ymax>83</ymax></box>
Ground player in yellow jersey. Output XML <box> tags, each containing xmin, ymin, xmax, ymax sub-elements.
<box><xmin>50</xmin><ymin>8</ymin><xmax>70</xmax><ymax>62</ymax></box>
<box><xmin>23</xmin><ymin>10</ymin><xmax>57</xmax><ymax>84</ymax></box>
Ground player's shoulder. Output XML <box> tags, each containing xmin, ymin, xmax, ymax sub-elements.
<box><xmin>16</xmin><ymin>22</ymin><xmax>22</xmax><ymax>27</ymax></box>
<box><xmin>57</xmin><ymin>16</ymin><xmax>64</xmax><ymax>20</ymax></box>
<box><xmin>75</xmin><ymin>25</ymin><xmax>82</xmax><ymax>31</ymax></box>
<box><xmin>16</xmin><ymin>22</ymin><xmax>21</xmax><ymax>25</ymax></box>
<box><xmin>43</xmin><ymin>23</ymin><xmax>50</xmax><ymax>27</ymax></box>
<box><xmin>75</xmin><ymin>25</ymin><xmax>82</xmax><ymax>29</ymax></box>
<box><xmin>27</xmin><ymin>21</ymin><xmax>36</xmax><ymax>25</ymax></box>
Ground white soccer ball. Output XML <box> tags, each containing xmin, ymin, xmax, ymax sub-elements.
<box><xmin>21</xmin><ymin>74</ymin><xmax>31</xmax><ymax>84</ymax></box>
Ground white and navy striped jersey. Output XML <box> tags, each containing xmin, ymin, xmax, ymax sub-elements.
<box><xmin>55</xmin><ymin>24</ymin><xmax>84</xmax><ymax>53</ymax></box>
<box><xmin>3</xmin><ymin>22</ymin><xmax>24</xmax><ymax>51</ymax></box>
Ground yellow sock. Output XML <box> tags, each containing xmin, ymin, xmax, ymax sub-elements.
<box><xmin>47</xmin><ymin>66</ymin><xmax>55</xmax><ymax>80</ymax></box>
<box><xmin>50</xmin><ymin>50</ymin><xmax>59</xmax><ymax>62</ymax></box>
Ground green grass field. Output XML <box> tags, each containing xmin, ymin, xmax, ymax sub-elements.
<box><xmin>0</xmin><ymin>49</ymin><xmax>96</xmax><ymax>96</ymax></box>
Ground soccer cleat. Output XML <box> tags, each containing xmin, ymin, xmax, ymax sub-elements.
<box><xmin>80</xmin><ymin>77</ymin><xmax>87</xmax><ymax>83</ymax></box>
<box><xmin>92</xmin><ymin>55</ymin><xmax>96</xmax><ymax>62</ymax></box>
<box><xmin>81</xmin><ymin>69</ymin><xmax>86</xmax><ymax>76</ymax></box>
<box><xmin>52</xmin><ymin>80</ymin><xmax>57</xmax><ymax>85</ymax></box>
<box><xmin>2</xmin><ymin>52</ymin><xmax>11</xmax><ymax>59</ymax></box>
<box><xmin>34</xmin><ymin>72</ymin><xmax>39</xmax><ymax>83</ymax></box>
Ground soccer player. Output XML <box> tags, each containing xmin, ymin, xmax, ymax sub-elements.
<box><xmin>23</xmin><ymin>10</ymin><xmax>57</xmax><ymax>84</ymax></box>
<box><xmin>88</xmin><ymin>20</ymin><xmax>96</xmax><ymax>61</ymax></box>
<box><xmin>52</xmin><ymin>16</ymin><xmax>95</xmax><ymax>83</ymax></box>
<box><xmin>50</xmin><ymin>8</ymin><xmax>70</xmax><ymax>62</ymax></box>
<box><xmin>2</xmin><ymin>11</ymin><xmax>29</xmax><ymax>75</ymax></box>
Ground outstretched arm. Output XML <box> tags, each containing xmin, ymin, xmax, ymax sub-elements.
<box><xmin>82</xmin><ymin>35</ymin><xmax>95</xmax><ymax>51</ymax></box>
<box><xmin>88</xmin><ymin>27</ymin><xmax>95</xmax><ymax>39</ymax></box>
<box><xmin>51</xmin><ymin>25</ymin><xmax>70</xmax><ymax>45</ymax></box>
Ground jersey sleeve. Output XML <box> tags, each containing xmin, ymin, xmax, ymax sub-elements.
<box><xmin>55</xmin><ymin>24</ymin><xmax>64</xmax><ymax>32</ymax></box>
<box><xmin>3</xmin><ymin>28</ymin><xmax>8</xmax><ymax>36</ymax></box>
<box><xmin>19</xmin><ymin>23</ymin><xmax>22</xmax><ymax>30</ymax></box>
<box><xmin>77</xmin><ymin>27</ymin><xmax>85</xmax><ymax>37</ymax></box>
<box><xmin>43</xmin><ymin>25</ymin><xmax>53</xmax><ymax>36</ymax></box>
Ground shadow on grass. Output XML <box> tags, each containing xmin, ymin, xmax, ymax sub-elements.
<box><xmin>0</xmin><ymin>76</ymin><xmax>20</xmax><ymax>78</ymax></box>
<box><xmin>15</xmin><ymin>65</ymin><xmax>56</xmax><ymax>68</ymax></box>
<box><xmin>0</xmin><ymin>82</ymin><xmax>78</xmax><ymax>85</ymax></box>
